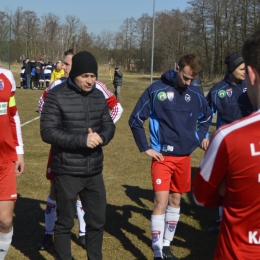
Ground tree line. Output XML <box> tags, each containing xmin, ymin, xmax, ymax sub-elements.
<box><xmin>0</xmin><ymin>0</ymin><xmax>259</xmax><ymax>78</ymax></box>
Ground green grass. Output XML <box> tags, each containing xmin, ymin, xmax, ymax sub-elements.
<box><xmin>6</xmin><ymin>63</ymin><xmax>218</xmax><ymax>260</ymax></box>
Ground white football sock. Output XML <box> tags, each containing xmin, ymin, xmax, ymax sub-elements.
<box><xmin>45</xmin><ymin>197</ymin><xmax>56</xmax><ymax>235</ymax></box>
<box><xmin>0</xmin><ymin>229</ymin><xmax>13</xmax><ymax>260</ymax></box>
<box><xmin>151</xmin><ymin>214</ymin><xmax>165</xmax><ymax>258</ymax></box>
<box><xmin>163</xmin><ymin>206</ymin><xmax>180</xmax><ymax>246</ymax></box>
<box><xmin>76</xmin><ymin>200</ymin><xmax>86</xmax><ymax>236</ymax></box>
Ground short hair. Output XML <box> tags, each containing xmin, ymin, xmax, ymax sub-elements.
<box><xmin>178</xmin><ymin>54</ymin><xmax>202</xmax><ymax>75</ymax></box>
<box><xmin>64</xmin><ymin>48</ymin><xmax>76</xmax><ymax>56</ymax></box>
<box><xmin>242</xmin><ymin>29</ymin><xmax>260</xmax><ymax>74</ymax></box>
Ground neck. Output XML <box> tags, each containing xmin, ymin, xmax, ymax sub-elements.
<box><xmin>229</xmin><ymin>74</ymin><xmax>241</xmax><ymax>85</ymax></box>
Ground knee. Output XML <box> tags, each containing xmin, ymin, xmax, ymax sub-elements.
<box><xmin>0</xmin><ymin>218</ymin><xmax>13</xmax><ymax>233</ymax></box>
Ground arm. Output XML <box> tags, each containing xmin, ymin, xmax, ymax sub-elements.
<box><xmin>8</xmin><ymin>71</ymin><xmax>24</xmax><ymax>175</ymax></box>
<box><xmin>193</xmin><ymin>129</ymin><xmax>228</xmax><ymax>207</ymax></box>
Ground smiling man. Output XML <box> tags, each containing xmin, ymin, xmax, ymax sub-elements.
<box><xmin>129</xmin><ymin>53</ymin><xmax>212</xmax><ymax>260</ymax></box>
<box><xmin>40</xmin><ymin>51</ymin><xmax>115</xmax><ymax>260</ymax></box>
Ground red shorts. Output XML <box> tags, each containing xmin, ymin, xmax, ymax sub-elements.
<box><xmin>151</xmin><ymin>155</ymin><xmax>191</xmax><ymax>193</ymax></box>
<box><xmin>0</xmin><ymin>161</ymin><xmax>17</xmax><ymax>201</ymax></box>
<box><xmin>46</xmin><ymin>149</ymin><xmax>54</xmax><ymax>181</ymax></box>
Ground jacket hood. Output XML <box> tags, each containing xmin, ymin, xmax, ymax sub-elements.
<box><xmin>161</xmin><ymin>70</ymin><xmax>177</xmax><ymax>85</ymax></box>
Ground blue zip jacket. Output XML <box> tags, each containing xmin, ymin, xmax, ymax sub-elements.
<box><xmin>206</xmin><ymin>76</ymin><xmax>252</xmax><ymax>128</ymax></box>
<box><xmin>129</xmin><ymin>70</ymin><xmax>212</xmax><ymax>156</ymax></box>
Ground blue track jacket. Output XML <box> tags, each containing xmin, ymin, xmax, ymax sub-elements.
<box><xmin>129</xmin><ymin>70</ymin><xmax>212</xmax><ymax>156</ymax></box>
<box><xmin>206</xmin><ymin>76</ymin><xmax>253</xmax><ymax>128</ymax></box>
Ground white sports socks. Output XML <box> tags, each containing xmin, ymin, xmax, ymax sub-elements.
<box><xmin>0</xmin><ymin>229</ymin><xmax>13</xmax><ymax>260</ymax></box>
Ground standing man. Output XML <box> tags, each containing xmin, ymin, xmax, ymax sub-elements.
<box><xmin>0</xmin><ymin>67</ymin><xmax>25</xmax><ymax>259</ymax></box>
<box><xmin>113</xmin><ymin>67</ymin><xmax>123</xmax><ymax>100</ymax></box>
<box><xmin>206</xmin><ymin>52</ymin><xmax>253</xmax><ymax>233</ymax></box>
<box><xmin>193</xmin><ymin>29</ymin><xmax>260</xmax><ymax>260</ymax></box>
<box><xmin>24</xmin><ymin>58</ymin><xmax>31</xmax><ymax>89</ymax></box>
<box><xmin>40</xmin><ymin>51</ymin><xmax>115</xmax><ymax>260</ymax></box>
<box><xmin>129</xmin><ymin>54</ymin><xmax>212</xmax><ymax>260</ymax></box>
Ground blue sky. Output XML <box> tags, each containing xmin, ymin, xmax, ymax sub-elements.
<box><xmin>4</xmin><ymin>0</ymin><xmax>189</xmax><ymax>34</ymax></box>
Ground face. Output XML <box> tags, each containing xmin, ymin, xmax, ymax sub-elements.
<box><xmin>74</xmin><ymin>73</ymin><xmax>96</xmax><ymax>92</ymax></box>
<box><xmin>62</xmin><ymin>54</ymin><xmax>73</xmax><ymax>78</ymax></box>
<box><xmin>232</xmin><ymin>63</ymin><xmax>245</xmax><ymax>81</ymax></box>
<box><xmin>176</xmin><ymin>65</ymin><xmax>196</xmax><ymax>88</ymax></box>
<box><xmin>56</xmin><ymin>62</ymin><xmax>62</xmax><ymax>70</ymax></box>
<box><xmin>245</xmin><ymin>66</ymin><xmax>257</xmax><ymax>107</ymax></box>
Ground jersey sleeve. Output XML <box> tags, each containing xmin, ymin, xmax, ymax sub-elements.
<box><xmin>8</xmin><ymin>71</ymin><xmax>24</xmax><ymax>154</ymax></box>
<box><xmin>193</xmin><ymin>128</ymin><xmax>228</xmax><ymax>207</ymax></box>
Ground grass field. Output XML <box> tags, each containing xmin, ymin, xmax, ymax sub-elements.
<box><xmin>5</xmin><ymin>64</ymin><xmax>218</xmax><ymax>260</ymax></box>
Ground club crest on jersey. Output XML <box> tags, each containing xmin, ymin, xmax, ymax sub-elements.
<box><xmin>152</xmin><ymin>230</ymin><xmax>161</xmax><ymax>243</ymax></box>
<box><xmin>157</xmin><ymin>92</ymin><xmax>167</xmax><ymax>101</ymax></box>
<box><xmin>243</xmin><ymin>88</ymin><xmax>247</xmax><ymax>93</ymax></box>
<box><xmin>167</xmin><ymin>91</ymin><xmax>174</xmax><ymax>101</ymax></box>
<box><xmin>167</xmin><ymin>221</ymin><xmax>177</xmax><ymax>232</ymax></box>
<box><xmin>218</xmin><ymin>90</ymin><xmax>226</xmax><ymax>98</ymax></box>
<box><xmin>185</xmin><ymin>94</ymin><xmax>191</xmax><ymax>102</ymax></box>
<box><xmin>0</xmin><ymin>79</ymin><xmax>4</xmax><ymax>90</ymax></box>
<box><xmin>226</xmin><ymin>88</ymin><xmax>232</xmax><ymax>97</ymax></box>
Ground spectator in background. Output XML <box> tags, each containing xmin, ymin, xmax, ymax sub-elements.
<box><xmin>44</xmin><ymin>61</ymin><xmax>54</xmax><ymax>88</ymax></box>
<box><xmin>24</xmin><ymin>58</ymin><xmax>32</xmax><ymax>89</ymax></box>
<box><xmin>50</xmin><ymin>61</ymin><xmax>64</xmax><ymax>84</ymax></box>
<box><xmin>30</xmin><ymin>60</ymin><xmax>36</xmax><ymax>90</ymax></box>
<box><xmin>193</xmin><ymin>29</ymin><xmax>260</xmax><ymax>260</ymax></box>
<box><xmin>20</xmin><ymin>64</ymin><xmax>26</xmax><ymax>89</ymax></box>
<box><xmin>35</xmin><ymin>59</ymin><xmax>44</xmax><ymax>89</ymax></box>
<box><xmin>113</xmin><ymin>67</ymin><xmax>123</xmax><ymax>100</ymax></box>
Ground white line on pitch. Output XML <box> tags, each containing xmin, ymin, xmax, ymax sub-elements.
<box><xmin>21</xmin><ymin>116</ymin><xmax>40</xmax><ymax>127</ymax></box>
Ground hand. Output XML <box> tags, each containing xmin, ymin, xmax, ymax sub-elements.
<box><xmin>15</xmin><ymin>154</ymin><xmax>25</xmax><ymax>176</ymax></box>
<box><xmin>145</xmin><ymin>149</ymin><xmax>164</xmax><ymax>161</ymax></box>
<box><xmin>86</xmin><ymin>128</ymin><xmax>103</xmax><ymax>148</ymax></box>
<box><xmin>200</xmin><ymin>138</ymin><xmax>209</xmax><ymax>151</ymax></box>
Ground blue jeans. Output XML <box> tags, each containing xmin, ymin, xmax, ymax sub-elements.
<box><xmin>25</xmin><ymin>74</ymin><xmax>30</xmax><ymax>89</ymax></box>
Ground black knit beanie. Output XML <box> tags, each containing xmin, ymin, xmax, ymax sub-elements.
<box><xmin>225</xmin><ymin>52</ymin><xmax>244</xmax><ymax>73</ymax></box>
<box><xmin>69</xmin><ymin>51</ymin><xmax>98</xmax><ymax>78</ymax></box>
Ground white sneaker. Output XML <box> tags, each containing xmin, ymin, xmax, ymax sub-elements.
<box><xmin>33</xmin><ymin>87</ymin><xmax>38</xmax><ymax>90</ymax></box>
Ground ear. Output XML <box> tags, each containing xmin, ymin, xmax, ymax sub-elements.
<box><xmin>176</xmin><ymin>65</ymin><xmax>180</xmax><ymax>72</ymax></box>
<box><xmin>247</xmin><ymin>65</ymin><xmax>257</xmax><ymax>86</ymax></box>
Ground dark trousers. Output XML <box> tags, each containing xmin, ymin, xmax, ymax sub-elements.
<box><xmin>54</xmin><ymin>174</ymin><xmax>106</xmax><ymax>260</ymax></box>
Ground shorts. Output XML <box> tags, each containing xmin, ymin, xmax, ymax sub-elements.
<box><xmin>0</xmin><ymin>161</ymin><xmax>17</xmax><ymax>201</ymax></box>
<box><xmin>151</xmin><ymin>155</ymin><xmax>191</xmax><ymax>193</ymax></box>
<box><xmin>46</xmin><ymin>149</ymin><xmax>54</xmax><ymax>181</ymax></box>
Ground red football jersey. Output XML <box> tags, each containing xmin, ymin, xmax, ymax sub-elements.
<box><xmin>193</xmin><ymin>110</ymin><xmax>260</xmax><ymax>259</ymax></box>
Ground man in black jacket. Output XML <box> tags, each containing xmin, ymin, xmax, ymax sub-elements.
<box><xmin>40</xmin><ymin>51</ymin><xmax>115</xmax><ymax>260</ymax></box>
<box><xmin>113</xmin><ymin>67</ymin><xmax>123</xmax><ymax>100</ymax></box>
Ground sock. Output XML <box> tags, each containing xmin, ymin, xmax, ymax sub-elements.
<box><xmin>163</xmin><ymin>206</ymin><xmax>180</xmax><ymax>246</ymax></box>
<box><xmin>76</xmin><ymin>200</ymin><xmax>86</xmax><ymax>236</ymax></box>
<box><xmin>219</xmin><ymin>206</ymin><xmax>223</xmax><ymax>221</ymax></box>
<box><xmin>151</xmin><ymin>214</ymin><xmax>165</xmax><ymax>258</ymax></box>
<box><xmin>45</xmin><ymin>197</ymin><xmax>56</xmax><ymax>235</ymax></box>
<box><xmin>0</xmin><ymin>229</ymin><xmax>13</xmax><ymax>260</ymax></box>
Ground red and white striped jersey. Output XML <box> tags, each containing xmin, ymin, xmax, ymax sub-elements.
<box><xmin>0</xmin><ymin>67</ymin><xmax>24</xmax><ymax>163</ymax></box>
<box><xmin>38</xmin><ymin>79</ymin><xmax>123</xmax><ymax>123</ymax></box>
<box><xmin>193</xmin><ymin>110</ymin><xmax>260</xmax><ymax>259</ymax></box>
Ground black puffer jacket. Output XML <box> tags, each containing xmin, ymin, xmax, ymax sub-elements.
<box><xmin>40</xmin><ymin>79</ymin><xmax>115</xmax><ymax>176</ymax></box>
<box><xmin>113</xmin><ymin>71</ymin><xmax>123</xmax><ymax>86</ymax></box>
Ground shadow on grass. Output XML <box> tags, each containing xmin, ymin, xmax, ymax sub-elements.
<box><xmin>119</xmin><ymin>168</ymin><xmax>218</xmax><ymax>260</ymax></box>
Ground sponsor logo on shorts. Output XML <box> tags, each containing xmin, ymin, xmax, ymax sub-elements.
<box><xmin>185</xmin><ymin>94</ymin><xmax>191</xmax><ymax>102</ymax></box>
<box><xmin>218</xmin><ymin>90</ymin><xmax>226</xmax><ymax>98</ymax></box>
<box><xmin>11</xmin><ymin>194</ymin><xmax>17</xmax><ymax>198</ymax></box>
<box><xmin>167</xmin><ymin>221</ymin><xmax>178</xmax><ymax>232</ymax></box>
<box><xmin>157</xmin><ymin>92</ymin><xmax>167</xmax><ymax>101</ymax></box>
<box><xmin>152</xmin><ymin>230</ymin><xmax>160</xmax><ymax>243</ymax></box>
<box><xmin>47</xmin><ymin>167</ymin><xmax>52</xmax><ymax>173</ymax></box>
<box><xmin>156</xmin><ymin>179</ymin><xmax>162</xmax><ymax>185</ymax></box>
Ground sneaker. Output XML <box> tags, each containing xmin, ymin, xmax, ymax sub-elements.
<box><xmin>79</xmin><ymin>235</ymin><xmax>85</xmax><ymax>248</ymax></box>
<box><xmin>162</xmin><ymin>246</ymin><xmax>180</xmax><ymax>260</ymax></box>
<box><xmin>208</xmin><ymin>220</ymin><xmax>221</xmax><ymax>234</ymax></box>
<box><xmin>33</xmin><ymin>87</ymin><xmax>38</xmax><ymax>90</ymax></box>
<box><xmin>37</xmin><ymin>234</ymin><xmax>53</xmax><ymax>250</ymax></box>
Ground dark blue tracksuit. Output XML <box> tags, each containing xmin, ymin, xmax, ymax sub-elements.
<box><xmin>129</xmin><ymin>70</ymin><xmax>212</xmax><ymax>156</ymax></box>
